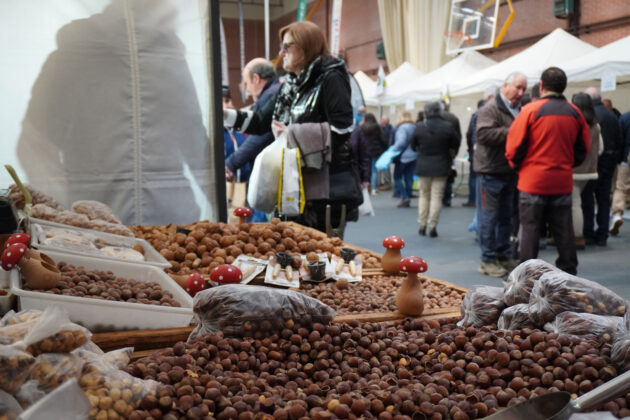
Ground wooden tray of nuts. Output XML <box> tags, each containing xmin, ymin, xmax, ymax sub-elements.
<box><xmin>91</xmin><ymin>273</ymin><xmax>466</xmax><ymax>354</ymax></box>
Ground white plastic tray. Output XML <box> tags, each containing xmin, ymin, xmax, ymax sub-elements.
<box><xmin>27</xmin><ymin>219</ymin><xmax>170</xmax><ymax>268</ymax></box>
<box><xmin>10</xmin><ymin>251</ymin><xmax>193</xmax><ymax>332</ymax></box>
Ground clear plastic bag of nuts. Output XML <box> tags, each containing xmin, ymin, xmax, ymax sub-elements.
<box><xmin>0</xmin><ymin>345</ymin><xmax>36</xmax><ymax>394</ymax></box>
<box><xmin>189</xmin><ymin>284</ymin><xmax>336</xmax><ymax>340</ymax></box>
<box><xmin>497</xmin><ymin>303</ymin><xmax>536</xmax><ymax>330</ymax></box>
<box><xmin>529</xmin><ymin>271</ymin><xmax>627</xmax><ymax>326</ymax></box>
<box><xmin>79</xmin><ymin>358</ymin><xmax>160</xmax><ymax>420</ymax></box>
<box><xmin>503</xmin><ymin>259</ymin><xmax>557</xmax><ymax>306</ymax></box>
<box><xmin>612</xmin><ymin>311</ymin><xmax>630</xmax><ymax>372</ymax></box>
<box><xmin>13</xmin><ymin>306</ymin><xmax>91</xmax><ymax>356</ymax></box>
<box><xmin>16</xmin><ymin>353</ymin><xmax>86</xmax><ymax>406</ymax></box>
<box><xmin>0</xmin><ymin>310</ymin><xmax>42</xmax><ymax>328</ymax></box>
<box><xmin>544</xmin><ymin>311</ymin><xmax>622</xmax><ymax>341</ymax></box>
<box><xmin>459</xmin><ymin>286</ymin><xmax>506</xmax><ymax>327</ymax></box>
<box><xmin>0</xmin><ymin>389</ymin><xmax>23</xmax><ymax>420</ymax></box>
<box><xmin>71</xmin><ymin>200</ymin><xmax>122</xmax><ymax>224</ymax></box>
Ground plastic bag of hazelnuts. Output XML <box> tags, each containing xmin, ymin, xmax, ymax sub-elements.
<box><xmin>0</xmin><ymin>389</ymin><xmax>23</xmax><ymax>419</ymax></box>
<box><xmin>503</xmin><ymin>259</ymin><xmax>557</xmax><ymax>306</ymax></box>
<box><xmin>13</xmin><ymin>306</ymin><xmax>91</xmax><ymax>357</ymax></box>
<box><xmin>188</xmin><ymin>284</ymin><xmax>336</xmax><ymax>341</ymax></box>
<box><xmin>529</xmin><ymin>271</ymin><xmax>627</xmax><ymax>327</ymax></box>
<box><xmin>544</xmin><ymin>311</ymin><xmax>622</xmax><ymax>341</ymax></box>
<box><xmin>459</xmin><ymin>286</ymin><xmax>506</xmax><ymax>327</ymax></box>
<box><xmin>497</xmin><ymin>303</ymin><xmax>536</xmax><ymax>331</ymax></box>
<box><xmin>612</xmin><ymin>311</ymin><xmax>630</xmax><ymax>372</ymax></box>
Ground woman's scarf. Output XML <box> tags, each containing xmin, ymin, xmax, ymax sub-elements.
<box><xmin>272</xmin><ymin>57</ymin><xmax>321</xmax><ymax>125</ymax></box>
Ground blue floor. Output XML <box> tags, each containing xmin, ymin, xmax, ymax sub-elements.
<box><xmin>345</xmin><ymin>188</ymin><xmax>630</xmax><ymax>299</ymax></box>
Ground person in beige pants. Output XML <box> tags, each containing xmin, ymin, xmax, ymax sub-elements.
<box><xmin>410</xmin><ymin>101</ymin><xmax>460</xmax><ymax>237</ymax></box>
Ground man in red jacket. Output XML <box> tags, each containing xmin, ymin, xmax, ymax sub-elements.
<box><xmin>505</xmin><ymin>67</ymin><xmax>590</xmax><ymax>275</ymax></box>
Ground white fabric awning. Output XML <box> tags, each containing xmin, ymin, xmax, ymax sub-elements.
<box><xmin>450</xmin><ymin>28</ymin><xmax>597</xmax><ymax>96</ymax></box>
<box><xmin>564</xmin><ymin>34</ymin><xmax>630</xmax><ymax>83</ymax></box>
<box><xmin>401</xmin><ymin>50</ymin><xmax>496</xmax><ymax>103</ymax></box>
<box><xmin>364</xmin><ymin>61</ymin><xmax>424</xmax><ymax>106</ymax></box>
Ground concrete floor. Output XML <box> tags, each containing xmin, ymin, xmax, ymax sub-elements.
<box><xmin>344</xmin><ymin>186</ymin><xmax>630</xmax><ymax>300</ymax></box>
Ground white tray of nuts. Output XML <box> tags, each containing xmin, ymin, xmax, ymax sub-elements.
<box><xmin>10</xmin><ymin>251</ymin><xmax>192</xmax><ymax>332</ymax></box>
<box><xmin>28</xmin><ymin>221</ymin><xmax>170</xmax><ymax>268</ymax></box>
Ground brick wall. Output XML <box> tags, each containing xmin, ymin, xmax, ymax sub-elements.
<box><xmin>483</xmin><ymin>0</ymin><xmax>630</xmax><ymax>62</ymax></box>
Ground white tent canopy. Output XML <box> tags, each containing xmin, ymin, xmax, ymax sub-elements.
<box><xmin>401</xmin><ymin>50</ymin><xmax>496</xmax><ymax>103</ymax></box>
<box><xmin>564</xmin><ymin>34</ymin><xmax>630</xmax><ymax>83</ymax></box>
<box><xmin>450</xmin><ymin>28</ymin><xmax>597</xmax><ymax>96</ymax></box>
<box><xmin>364</xmin><ymin>61</ymin><xmax>424</xmax><ymax>106</ymax></box>
<box><xmin>353</xmin><ymin>71</ymin><xmax>376</xmax><ymax>104</ymax></box>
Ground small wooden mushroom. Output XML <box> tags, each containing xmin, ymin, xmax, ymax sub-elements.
<box><xmin>381</xmin><ymin>236</ymin><xmax>405</xmax><ymax>274</ymax></box>
<box><xmin>395</xmin><ymin>256</ymin><xmax>428</xmax><ymax>316</ymax></box>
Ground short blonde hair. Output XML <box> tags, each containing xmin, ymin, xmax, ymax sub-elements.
<box><xmin>397</xmin><ymin>111</ymin><xmax>414</xmax><ymax>125</ymax></box>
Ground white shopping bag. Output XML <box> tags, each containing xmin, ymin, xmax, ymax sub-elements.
<box><xmin>247</xmin><ymin>132</ymin><xmax>287</xmax><ymax>213</ymax></box>
<box><xmin>358</xmin><ymin>188</ymin><xmax>375</xmax><ymax>216</ymax></box>
<box><xmin>277</xmin><ymin>147</ymin><xmax>305</xmax><ymax>216</ymax></box>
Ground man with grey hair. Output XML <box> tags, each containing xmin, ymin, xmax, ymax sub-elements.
<box><xmin>474</xmin><ymin>71</ymin><xmax>527</xmax><ymax>278</ymax></box>
<box><xmin>225</xmin><ymin>58</ymin><xmax>280</xmax><ymax>181</ymax></box>
<box><xmin>582</xmin><ymin>87</ymin><xmax>623</xmax><ymax>245</ymax></box>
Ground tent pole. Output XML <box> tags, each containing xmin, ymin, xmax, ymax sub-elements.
<box><xmin>209</xmin><ymin>0</ymin><xmax>227</xmax><ymax>222</ymax></box>
<box><xmin>264</xmin><ymin>0</ymin><xmax>270</xmax><ymax>59</ymax></box>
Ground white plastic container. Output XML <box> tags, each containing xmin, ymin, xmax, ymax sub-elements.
<box><xmin>10</xmin><ymin>251</ymin><xmax>193</xmax><ymax>332</ymax></box>
<box><xmin>28</xmin><ymin>220</ymin><xmax>170</xmax><ymax>268</ymax></box>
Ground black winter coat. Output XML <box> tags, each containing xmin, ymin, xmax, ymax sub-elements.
<box><xmin>411</xmin><ymin>116</ymin><xmax>460</xmax><ymax>177</ymax></box>
<box><xmin>594</xmin><ymin>101</ymin><xmax>623</xmax><ymax>173</ymax></box>
<box><xmin>233</xmin><ymin>56</ymin><xmax>355</xmax><ymax>173</ymax></box>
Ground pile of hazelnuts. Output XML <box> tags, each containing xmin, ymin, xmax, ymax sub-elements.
<box><xmin>26</xmin><ymin>262</ymin><xmax>181</xmax><ymax>307</ymax></box>
<box><xmin>299</xmin><ymin>275</ymin><xmax>465</xmax><ymax>314</ymax></box>
<box><xmin>130</xmin><ymin>219</ymin><xmax>381</xmax><ymax>277</ymax></box>
<box><xmin>123</xmin><ymin>318</ymin><xmax>629</xmax><ymax>419</ymax></box>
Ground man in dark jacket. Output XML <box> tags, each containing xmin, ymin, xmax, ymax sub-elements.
<box><xmin>225</xmin><ymin>58</ymin><xmax>281</xmax><ymax>181</ymax></box>
<box><xmin>582</xmin><ymin>87</ymin><xmax>623</xmax><ymax>246</ymax></box>
<box><xmin>440</xmin><ymin>101</ymin><xmax>461</xmax><ymax>207</ymax></box>
<box><xmin>610</xmin><ymin>110</ymin><xmax>630</xmax><ymax>236</ymax></box>
<box><xmin>475</xmin><ymin>72</ymin><xmax>527</xmax><ymax>278</ymax></box>
<box><xmin>506</xmin><ymin>67</ymin><xmax>590</xmax><ymax>275</ymax></box>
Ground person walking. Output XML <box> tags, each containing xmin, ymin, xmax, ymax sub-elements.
<box><xmin>359</xmin><ymin>113</ymin><xmax>388</xmax><ymax>194</ymax></box>
<box><xmin>582</xmin><ymin>87</ymin><xmax>623</xmax><ymax>246</ymax></box>
<box><xmin>411</xmin><ymin>101</ymin><xmax>460</xmax><ymax>237</ymax></box>
<box><xmin>392</xmin><ymin>112</ymin><xmax>417</xmax><ymax>208</ymax></box>
<box><xmin>506</xmin><ymin>67</ymin><xmax>590</xmax><ymax>275</ymax></box>
<box><xmin>475</xmin><ymin>72</ymin><xmax>527</xmax><ymax>278</ymax></box>
<box><xmin>571</xmin><ymin>93</ymin><xmax>601</xmax><ymax>249</ymax></box>
<box><xmin>610</xmin><ymin>109</ymin><xmax>630</xmax><ymax>236</ymax></box>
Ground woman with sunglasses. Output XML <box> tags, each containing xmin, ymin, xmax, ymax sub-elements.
<box><xmin>224</xmin><ymin>21</ymin><xmax>358</xmax><ymax>232</ymax></box>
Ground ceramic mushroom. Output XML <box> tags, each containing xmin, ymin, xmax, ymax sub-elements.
<box><xmin>210</xmin><ymin>264</ymin><xmax>243</xmax><ymax>284</ymax></box>
<box><xmin>234</xmin><ymin>207</ymin><xmax>253</xmax><ymax>224</ymax></box>
<box><xmin>381</xmin><ymin>236</ymin><xmax>405</xmax><ymax>274</ymax></box>
<box><xmin>3</xmin><ymin>233</ymin><xmax>30</xmax><ymax>248</ymax></box>
<box><xmin>185</xmin><ymin>273</ymin><xmax>205</xmax><ymax>297</ymax></box>
<box><xmin>395</xmin><ymin>256</ymin><xmax>428</xmax><ymax>316</ymax></box>
<box><xmin>1</xmin><ymin>243</ymin><xmax>61</xmax><ymax>290</ymax></box>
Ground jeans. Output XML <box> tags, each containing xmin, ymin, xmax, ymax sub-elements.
<box><xmin>519</xmin><ymin>192</ymin><xmax>577</xmax><ymax>274</ymax></box>
<box><xmin>468</xmin><ymin>168</ymin><xmax>477</xmax><ymax>203</ymax></box>
<box><xmin>582</xmin><ymin>159</ymin><xmax>615</xmax><ymax>242</ymax></box>
<box><xmin>370</xmin><ymin>158</ymin><xmax>379</xmax><ymax>191</ymax></box>
<box><xmin>394</xmin><ymin>161</ymin><xmax>415</xmax><ymax>199</ymax></box>
<box><xmin>418</xmin><ymin>176</ymin><xmax>447</xmax><ymax>229</ymax></box>
<box><xmin>477</xmin><ymin>174</ymin><xmax>516</xmax><ymax>263</ymax></box>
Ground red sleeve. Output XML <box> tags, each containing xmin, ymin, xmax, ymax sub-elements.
<box><xmin>505</xmin><ymin>107</ymin><xmax>532</xmax><ymax>168</ymax></box>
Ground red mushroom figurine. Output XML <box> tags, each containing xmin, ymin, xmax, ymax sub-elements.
<box><xmin>381</xmin><ymin>236</ymin><xmax>405</xmax><ymax>274</ymax></box>
<box><xmin>234</xmin><ymin>207</ymin><xmax>253</xmax><ymax>224</ymax></box>
<box><xmin>185</xmin><ymin>273</ymin><xmax>206</xmax><ymax>297</ymax></box>
<box><xmin>396</xmin><ymin>256</ymin><xmax>427</xmax><ymax>316</ymax></box>
<box><xmin>210</xmin><ymin>264</ymin><xmax>243</xmax><ymax>284</ymax></box>
<box><xmin>1</xmin><ymin>243</ymin><xmax>27</xmax><ymax>271</ymax></box>
<box><xmin>4</xmin><ymin>233</ymin><xmax>30</xmax><ymax>249</ymax></box>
